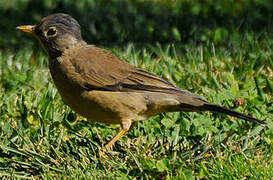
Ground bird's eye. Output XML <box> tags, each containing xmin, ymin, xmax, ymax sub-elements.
<box><xmin>46</xmin><ymin>26</ymin><xmax>57</xmax><ymax>37</ymax></box>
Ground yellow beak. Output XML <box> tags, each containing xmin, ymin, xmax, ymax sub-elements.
<box><xmin>16</xmin><ymin>25</ymin><xmax>36</xmax><ymax>35</ymax></box>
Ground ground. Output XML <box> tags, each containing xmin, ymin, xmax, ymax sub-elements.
<box><xmin>0</xmin><ymin>38</ymin><xmax>272</xmax><ymax>179</ymax></box>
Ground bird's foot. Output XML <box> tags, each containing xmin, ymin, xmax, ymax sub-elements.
<box><xmin>99</xmin><ymin>148</ymin><xmax>110</xmax><ymax>159</ymax></box>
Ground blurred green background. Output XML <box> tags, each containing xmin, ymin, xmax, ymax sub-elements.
<box><xmin>1</xmin><ymin>0</ymin><xmax>272</xmax><ymax>50</ymax></box>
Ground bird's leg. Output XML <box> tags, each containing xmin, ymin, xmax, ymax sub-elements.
<box><xmin>99</xmin><ymin>121</ymin><xmax>131</xmax><ymax>158</ymax></box>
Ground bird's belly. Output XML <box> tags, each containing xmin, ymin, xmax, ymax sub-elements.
<box><xmin>51</xmin><ymin>75</ymin><xmax>148</xmax><ymax>124</ymax></box>
<box><xmin>78</xmin><ymin>91</ymin><xmax>149</xmax><ymax>123</ymax></box>
<box><xmin>58</xmin><ymin>87</ymin><xmax>124</xmax><ymax>124</ymax></box>
<box><xmin>49</xmin><ymin>69</ymin><xmax>120</xmax><ymax>124</ymax></box>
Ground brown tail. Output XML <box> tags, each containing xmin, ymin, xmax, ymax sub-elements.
<box><xmin>202</xmin><ymin>103</ymin><xmax>266</xmax><ymax>124</ymax></box>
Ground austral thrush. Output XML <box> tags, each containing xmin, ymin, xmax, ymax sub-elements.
<box><xmin>17</xmin><ymin>13</ymin><xmax>265</xmax><ymax>157</ymax></box>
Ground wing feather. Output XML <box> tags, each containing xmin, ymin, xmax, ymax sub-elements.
<box><xmin>70</xmin><ymin>46</ymin><xmax>204</xmax><ymax>101</ymax></box>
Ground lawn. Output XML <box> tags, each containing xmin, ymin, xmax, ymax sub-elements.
<box><xmin>0</xmin><ymin>30</ymin><xmax>272</xmax><ymax>178</ymax></box>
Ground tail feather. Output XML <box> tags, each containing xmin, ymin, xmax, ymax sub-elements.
<box><xmin>202</xmin><ymin>103</ymin><xmax>265</xmax><ymax>124</ymax></box>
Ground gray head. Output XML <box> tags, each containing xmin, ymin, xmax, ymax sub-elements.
<box><xmin>17</xmin><ymin>13</ymin><xmax>83</xmax><ymax>57</ymax></box>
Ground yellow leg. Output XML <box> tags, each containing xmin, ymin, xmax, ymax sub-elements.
<box><xmin>99</xmin><ymin>127</ymin><xmax>130</xmax><ymax>158</ymax></box>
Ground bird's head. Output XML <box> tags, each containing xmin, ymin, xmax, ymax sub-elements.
<box><xmin>17</xmin><ymin>13</ymin><xmax>83</xmax><ymax>57</ymax></box>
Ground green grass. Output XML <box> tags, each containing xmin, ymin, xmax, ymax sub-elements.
<box><xmin>0</xmin><ymin>34</ymin><xmax>272</xmax><ymax>179</ymax></box>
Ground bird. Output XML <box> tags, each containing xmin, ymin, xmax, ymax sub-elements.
<box><xmin>17</xmin><ymin>13</ymin><xmax>265</xmax><ymax>157</ymax></box>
